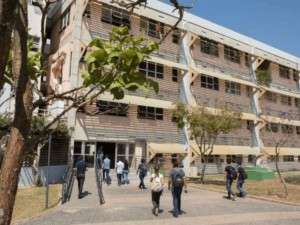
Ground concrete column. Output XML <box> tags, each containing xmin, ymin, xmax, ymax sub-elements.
<box><xmin>250</xmin><ymin>45</ymin><xmax>261</xmax><ymax>165</ymax></box>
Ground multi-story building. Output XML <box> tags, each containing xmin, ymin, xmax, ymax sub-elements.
<box><xmin>17</xmin><ymin>0</ymin><xmax>300</xmax><ymax>182</ymax></box>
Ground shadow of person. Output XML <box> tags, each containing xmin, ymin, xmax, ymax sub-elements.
<box><xmin>82</xmin><ymin>191</ymin><xmax>92</xmax><ymax>198</ymax></box>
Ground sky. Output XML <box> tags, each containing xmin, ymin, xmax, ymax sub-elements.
<box><xmin>159</xmin><ymin>0</ymin><xmax>300</xmax><ymax>58</ymax></box>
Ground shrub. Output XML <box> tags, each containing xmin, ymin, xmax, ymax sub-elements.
<box><xmin>255</xmin><ymin>69</ymin><xmax>272</xmax><ymax>86</ymax></box>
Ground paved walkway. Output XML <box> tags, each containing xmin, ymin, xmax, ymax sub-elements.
<box><xmin>20</xmin><ymin>171</ymin><xmax>300</xmax><ymax>225</ymax></box>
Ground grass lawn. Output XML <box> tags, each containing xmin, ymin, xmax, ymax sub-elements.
<box><xmin>189</xmin><ymin>174</ymin><xmax>300</xmax><ymax>204</ymax></box>
<box><xmin>12</xmin><ymin>184</ymin><xmax>60</xmax><ymax>223</ymax></box>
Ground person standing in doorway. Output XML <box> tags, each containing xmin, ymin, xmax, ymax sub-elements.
<box><xmin>223</xmin><ymin>160</ymin><xmax>237</xmax><ymax>201</ymax></box>
<box><xmin>168</xmin><ymin>162</ymin><xmax>187</xmax><ymax>218</ymax></box>
<box><xmin>150</xmin><ymin>165</ymin><xmax>164</xmax><ymax>216</ymax></box>
<box><xmin>74</xmin><ymin>156</ymin><xmax>88</xmax><ymax>199</ymax></box>
<box><xmin>237</xmin><ymin>161</ymin><xmax>247</xmax><ymax>198</ymax></box>
<box><xmin>116</xmin><ymin>159</ymin><xmax>124</xmax><ymax>186</ymax></box>
<box><xmin>97</xmin><ymin>146</ymin><xmax>104</xmax><ymax>168</ymax></box>
<box><xmin>136</xmin><ymin>159</ymin><xmax>147</xmax><ymax>190</ymax></box>
<box><xmin>102</xmin><ymin>155</ymin><xmax>110</xmax><ymax>185</ymax></box>
<box><xmin>123</xmin><ymin>159</ymin><xmax>130</xmax><ymax>185</ymax></box>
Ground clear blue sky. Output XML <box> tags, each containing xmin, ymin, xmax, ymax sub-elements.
<box><xmin>159</xmin><ymin>0</ymin><xmax>300</xmax><ymax>58</ymax></box>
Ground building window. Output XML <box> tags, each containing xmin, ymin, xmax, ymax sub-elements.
<box><xmin>201</xmin><ymin>74</ymin><xmax>219</xmax><ymax>90</ymax></box>
<box><xmin>282</xmin><ymin>125</ymin><xmax>293</xmax><ymax>134</ymax></box>
<box><xmin>268</xmin><ymin>156</ymin><xmax>277</xmax><ymax>162</ymax></box>
<box><xmin>96</xmin><ymin>100</ymin><xmax>129</xmax><ymax>117</ymax></box>
<box><xmin>296</xmin><ymin>126</ymin><xmax>300</xmax><ymax>135</ymax></box>
<box><xmin>172</xmin><ymin>154</ymin><xmax>178</xmax><ymax>164</ymax></box>
<box><xmin>225</xmin><ymin>81</ymin><xmax>241</xmax><ymax>95</ymax></box>
<box><xmin>202</xmin><ymin>155</ymin><xmax>220</xmax><ymax>163</ymax></box>
<box><xmin>247</xmin><ymin>120</ymin><xmax>254</xmax><ymax>130</ymax></box>
<box><xmin>140</xmin><ymin>16</ymin><xmax>164</xmax><ymax>39</ymax></box>
<box><xmin>265</xmin><ymin>91</ymin><xmax>277</xmax><ymax>103</ymax></box>
<box><xmin>172</xmin><ymin>28</ymin><xmax>179</xmax><ymax>44</ymax></box>
<box><xmin>266</xmin><ymin>123</ymin><xmax>278</xmax><ymax>132</ymax></box>
<box><xmin>283</xmin><ymin>155</ymin><xmax>294</xmax><ymax>162</ymax></box>
<box><xmin>172</xmin><ymin>68</ymin><xmax>178</xmax><ymax>82</ymax></box>
<box><xmin>224</xmin><ymin>45</ymin><xmax>241</xmax><ymax>64</ymax></box>
<box><xmin>279</xmin><ymin>65</ymin><xmax>290</xmax><ymax>79</ymax></box>
<box><xmin>245</xmin><ymin>53</ymin><xmax>250</xmax><ymax>67</ymax></box>
<box><xmin>200</xmin><ymin>36</ymin><xmax>219</xmax><ymax>57</ymax></box>
<box><xmin>248</xmin><ymin>155</ymin><xmax>253</xmax><ymax>163</ymax></box>
<box><xmin>226</xmin><ymin>155</ymin><xmax>243</xmax><ymax>163</ymax></box>
<box><xmin>80</xmin><ymin>49</ymin><xmax>87</xmax><ymax>63</ymax></box>
<box><xmin>281</xmin><ymin>95</ymin><xmax>291</xmax><ymax>106</ymax></box>
<box><xmin>293</xmin><ymin>70</ymin><xmax>299</xmax><ymax>81</ymax></box>
<box><xmin>246</xmin><ymin>86</ymin><xmax>251</xmax><ymax>97</ymax></box>
<box><xmin>137</xmin><ymin>106</ymin><xmax>163</xmax><ymax>120</ymax></box>
<box><xmin>139</xmin><ymin>61</ymin><xmax>164</xmax><ymax>79</ymax></box>
<box><xmin>60</xmin><ymin>8</ymin><xmax>70</xmax><ymax>32</ymax></box>
<box><xmin>28</xmin><ymin>35</ymin><xmax>40</xmax><ymax>45</ymax></box>
<box><xmin>296</xmin><ymin>98</ymin><xmax>300</xmax><ymax>108</ymax></box>
<box><xmin>101</xmin><ymin>4</ymin><xmax>131</xmax><ymax>28</ymax></box>
<box><xmin>172</xmin><ymin>115</ymin><xmax>178</xmax><ymax>122</ymax></box>
<box><xmin>83</xmin><ymin>0</ymin><xmax>91</xmax><ymax>18</ymax></box>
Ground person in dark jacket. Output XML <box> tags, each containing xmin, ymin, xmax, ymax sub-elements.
<box><xmin>237</xmin><ymin>161</ymin><xmax>247</xmax><ymax>198</ymax></box>
<box><xmin>74</xmin><ymin>156</ymin><xmax>88</xmax><ymax>199</ymax></box>
<box><xmin>223</xmin><ymin>160</ymin><xmax>236</xmax><ymax>201</ymax></box>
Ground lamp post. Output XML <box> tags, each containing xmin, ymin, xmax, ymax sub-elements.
<box><xmin>44</xmin><ymin>116</ymin><xmax>58</xmax><ymax>209</ymax></box>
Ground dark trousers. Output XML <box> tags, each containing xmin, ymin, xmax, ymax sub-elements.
<box><xmin>226</xmin><ymin>179</ymin><xmax>235</xmax><ymax>198</ymax></box>
<box><xmin>117</xmin><ymin>173</ymin><xmax>122</xmax><ymax>185</ymax></box>
<box><xmin>152</xmin><ymin>190</ymin><xmax>162</xmax><ymax>210</ymax></box>
<box><xmin>172</xmin><ymin>187</ymin><xmax>183</xmax><ymax>216</ymax></box>
<box><xmin>77</xmin><ymin>176</ymin><xmax>85</xmax><ymax>196</ymax></box>
<box><xmin>237</xmin><ymin>180</ymin><xmax>246</xmax><ymax>197</ymax></box>
<box><xmin>103</xmin><ymin>169</ymin><xmax>110</xmax><ymax>184</ymax></box>
<box><xmin>139</xmin><ymin>174</ymin><xmax>145</xmax><ymax>189</ymax></box>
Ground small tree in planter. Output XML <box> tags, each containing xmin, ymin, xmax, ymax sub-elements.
<box><xmin>172</xmin><ymin>101</ymin><xmax>242</xmax><ymax>183</ymax></box>
<box><xmin>258</xmin><ymin>106</ymin><xmax>299</xmax><ymax>198</ymax></box>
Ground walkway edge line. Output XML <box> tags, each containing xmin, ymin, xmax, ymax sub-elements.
<box><xmin>189</xmin><ymin>184</ymin><xmax>300</xmax><ymax>208</ymax></box>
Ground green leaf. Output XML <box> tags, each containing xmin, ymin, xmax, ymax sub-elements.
<box><xmin>91</xmin><ymin>49</ymin><xmax>108</xmax><ymax>64</ymax></box>
<box><xmin>121</xmin><ymin>36</ymin><xmax>132</xmax><ymax>44</ymax></box>
<box><xmin>89</xmin><ymin>38</ymin><xmax>112</xmax><ymax>50</ymax></box>
<box><xmin>121</xmin><ymin>49</ymin><xmax>137</xmax><ymax>65</ymax></box>
<box><xmin>113</xmin><ymin>26</ymin><xmax>129</xmax><ymax>36</ymax></box>
<box><xmin>146</xmin><ymin>78</ymin><xmax>159</xmax><ymax>94</ymax></box>
<box><xmin>110</xmin><ymin>33</ymin><xmax>121</xmax><ymax>43</ymax></box>
<box><xmin>141</xmin><ymin>41</ymin><xmax>159</xmax><ymax>55</ymax></box>
<box><xmin>110</xmin><ymin>87</ymin><xmax>124</xmax><ymax>100</ymax></box>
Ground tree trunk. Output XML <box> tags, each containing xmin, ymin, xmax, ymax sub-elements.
<box><xmin>200</xmin><ymin>155</ymin><xmax>207</xmax><ymax>184</ymax></box>
<box><xmin>275</xmin><ymin>145</ymin><xmax>288</xmax><ymax>198</ymax></box>
<box><xmin>32</xmin><ymin>145</ymin><xmax>42</xmax><ymax>187</ymax></box>
<box><xmin>0</xmin><ymin>0</ymin><xmax>18</xmax><ymax>87</ymax></box>
<box><xmin>0</xmin><ymin>1</ymin><xmax>33</xmax><ymax>224</ymax></box>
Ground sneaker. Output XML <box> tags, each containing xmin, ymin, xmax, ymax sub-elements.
<box><xmin>155</xmin><ymin>208</ymin><xmax>159</xmax><ymax>216</ymax></box>
<box><xmin>232</xmin><ymin>195</ymin><xmax>236</xmax><ymax>201</ymax></box>
<box><xmin>243</xmin><ymin>193</ymin><xmax>247</xmax><ymax>199</ymax></box>
<box><xmin>173</xmin><ymin>214</ymin><xmax>178</xmax><ymax>218</ymax></box>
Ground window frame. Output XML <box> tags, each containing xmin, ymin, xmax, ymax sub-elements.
<box><xmin>201</xmin><ymin>74</ymin><xmax>219</xmax><ymax>91</ymax></box>
<box><xmin>247</xmin><ymin>120</ymin><xmax>254</xmax><ymax>130</ymax></box>
<box><xmin>225</xmin><ymin>81</ymin><xmax>241</xmax><ymax>95</ymax></box>
<box><xmin>96</xmin><ymin>100</ymin><xmax>129</xmax><ymax>117</ymax></box>
<box><xmin>281</xmin><ymin>95</ymin><xmax>291</xmax><ymax>106</ymax></box>
<box><xmin>226</xmin><ymin>155</ymin><xmax>243</xmax><ymax>163</ymax></box>
<box><xmin>172</xmin><ymin>28</ymin><xmax>179</xmax><ymax>44</ymax></box>
<box><xmin>139</xmin><ymin>61</ymin><xmax>164</xmax><ymax>79</ymax></box>
<box><xmin>140</xmin><ymin>16</ymin><xmax>164</xmax><ymax>39</ymax></box>
<box><xmin>279</xmin><ymin>65</ymin><xmax>290</xmax><ymax>79</ymax></box>
<box><xmin>266</xmin><ymin>123</ymin><xmax>279</xmax><ymax>132</ymax></box>
<box><xmin>101</xmin><ymin>4</ymin><xmax>131</xmax><ymax>28</ymax></box>
<box><xmin>293</xmin><ymin>70</ymin><xmax>298</xmax><ymax>82</ymax></box>
<box><xmin>224</xmin><ymin>45</ymin><xmax>241</xmax><ymax>64</ymax></box>
<box><xmin>283</xmin><ymin>155</ymin><xmax>294</xmax><ymax>162</ymax></box>
<box><xmin>137</xmin><ymin>106</ymin><xmax>164</xmax><ymax>120</ymax></box>
<box><xmin>265</xmin><ymin>91</ymin><xmax>277</xmax><ymax>103</ymax></box>
<box><xmin>172</xmin><ymin>67</ymin><xmax>179</xmax><ymax>82</ymax></box>
<box><xmin>245</xmin><ymin>53</ymin><xmax>250</xmax><ymax>67</ymax></box>
<box><xmin>60</xmin><ymin>8</ymin><xmax>70</xmax><ymax>32</ymax></box>
<box><xmin>200</xmin><ymin>36</ymin><xmax>219</xmax><ymax>57</ymax></box>
<box><xmin>282</xmin><ymin>124</ymin><xmax>293</xmax><ymax>134</ymax></box>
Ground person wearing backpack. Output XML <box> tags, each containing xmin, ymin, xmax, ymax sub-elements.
<box><xmin>150</xmin><ymin>165</ymin><xmax>164</xmax><ymax>216</ymax></box>
<box><xmin>136</xmin><ymin>158</ymin><xmax>147</xmax><ymax>190</ymax></box>
<box><xmin>223</xmin><ymin>160</ymin><xmax>237</xmax><ymax>201</ymax></box>
<box><xmin>237</xmin><ymin>161</ymin><xmax>247</xmax><ymax>198</ymax></box>
<box><xmin>168</xmin><ymin>162</ymin><xmax>187</xmax><ymax>218</ymax></box>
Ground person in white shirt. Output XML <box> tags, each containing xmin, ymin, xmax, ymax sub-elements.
<box><xmin>116</xmin><ymin>160</ymin><xmax>124</xmax><ymax>186</ymax></box>
<box><xmin>150</xmin><ymin>165</ymin><xmax>164</xmax><ymax>216</ymax></box>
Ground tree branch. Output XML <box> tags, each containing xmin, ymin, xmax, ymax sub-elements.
<box><xmin>0</xmin><ymin>95</ymin><xmax>14</xmax><ymax>108</ymax></box>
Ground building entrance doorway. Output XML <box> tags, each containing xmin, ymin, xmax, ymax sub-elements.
<box><xmin>74</xmin><ymin>141</ymin><xmax>96</xmax><ymax>168</ymax></box>
<box><xmin>96</xmin><ymin>142</ymin><xmax>116</xmax><ymax>169</ymax></box>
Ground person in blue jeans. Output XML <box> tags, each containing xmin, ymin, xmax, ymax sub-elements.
<box><xmin>136</xmin><ymin>159</ymin><xmax>146</xmax><ymax>190</ymax></box>
<box><xmin>223</xmin><ymin>160</ymin><xmax>237</xmax><ymax>201</ymax></box>
<box><xmin>123</xmin><ymin>159</ymin><xmax>129</xmax><ymax>184</ymax></box>
<box><xmin>168</xmin><ymin>162</ymin><xmax>188</xmax><ymax>218</ymax></box>
<box><xmin>102</xmin><ymin>155</ymin><xmax>110</xmax><ymax>185</ymax></box>
<box><xmin>237</xmin><ymin>161</ymin><xmax>247</xmax><ymax>198</ymax></box>
<box><xmin>97</xmin><ymin>146</ymin><xmax>104</xmax><ymax>167</ymax></box>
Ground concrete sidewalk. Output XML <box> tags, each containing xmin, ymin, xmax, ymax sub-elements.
<box><xmin>21</xmin><ymin>176</ymin><xmax>300</xmax><ymax>225</ymax></box>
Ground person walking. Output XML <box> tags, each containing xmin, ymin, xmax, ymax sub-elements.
<box><xmin>123</xmin><ymin>159</ymin><xmax>130</xmax><ymax>185</ymax></box>
<box><xmin>102</xmin><ymin>155</ymin><xmax>111</xmax><ymax>185</ymax></box>
<box><xmin>136</xmin><ymin>159</ymin><xmax>147</xmax><ymax>190</ymax></box>
<box><xmin>74</xmin><ymin>156</ymin><xmax>88</xmax><ymax>199</ymax></box>
<box><xmin>237</xmin><ymin>161</ymin><xmax>247</xmax><ymax>198</ymax></box>
<box><xmin>97</xmin><ymin>146</ymin><xmax>104</xmax><ymax>167</ymax></box>
<box><xmin>150</xmin><ymin>165</ymin><xmax>164</xmax><ymax>216</ymax></box>
<box><xmin>168</xmin><ymin>162</ymin><xmax>187</xmax><ymax>218</ymax></box>
<box><xmin>223</xmin><ymin>160</ymin><xmax>237</xmax><ymax>201</ymax></box>
<box><xmin>116</xmin><ymin>159</ymin><xmax>124</xmax><ymax>186</ymax></box>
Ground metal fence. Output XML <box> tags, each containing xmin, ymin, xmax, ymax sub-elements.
<box><xmin>61</xmin><ymin>159</ymin><xmax>74</xmax><ymax>204</ymax></box>
<box><xmin>95</xmin><ymin>158</ymin><xmax>105</xmax><ymax>205</ymax></box>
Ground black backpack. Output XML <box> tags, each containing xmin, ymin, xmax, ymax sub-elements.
<box><xmin>172</xmin><ymin>169</ymin><xmax>184</xmax><ymax>188</ymax></box>
<box><xmin>243</xmin><ymin>169</ymin><xmax>248</xmax><ymax>180</ymax></box>
<box><xmin>140</xmin><ymin>164</ymin><xmax>147</xmax><ymax>175</ymax></box>
<box><xmin>229</xmin><ymin>166</ymin><xmax>237</xmax><ymax>180</ymax></box>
